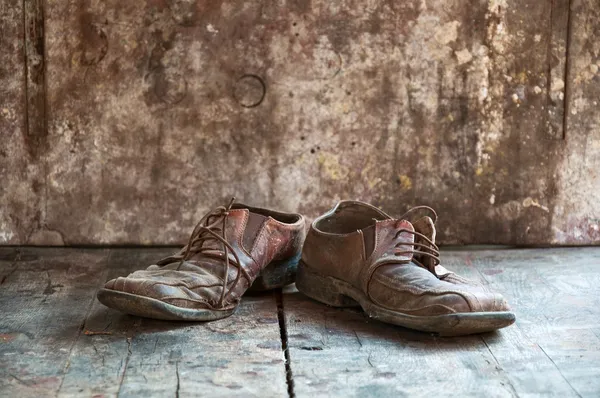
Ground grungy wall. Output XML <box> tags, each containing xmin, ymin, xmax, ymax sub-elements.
<box><xmin>0</xmin><ymin>0</ymin><xmax>599</xmax><ymax>246</ymax></box>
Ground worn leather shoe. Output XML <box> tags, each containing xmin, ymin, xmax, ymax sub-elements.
<box><xmin>296</xmin><ymin>200</ymin><xmax>515</xmax><ymax>335</ymax></box>
<box><xmin>98</xmin><ymin>199</ymin><xmax>305</xmax><ymax>321</ymax></box>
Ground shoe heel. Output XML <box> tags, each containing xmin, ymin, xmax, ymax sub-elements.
<box><xmin>249</xmin><ymin>253</ymin><xmax>301</xmax><ymax>291</ymax></box>
<box><xmin>296</xmin><ymin>261</ymin><xmax>359</xmax><ymax>308</ymax></box>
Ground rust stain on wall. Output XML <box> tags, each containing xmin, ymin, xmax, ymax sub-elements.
<box><xmin>1</xmin><ymin>0</ymin><xmax>598</xmax><ymax>245</ymax></box>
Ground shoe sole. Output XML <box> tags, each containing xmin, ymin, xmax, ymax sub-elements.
<box><xmin>295</xmin><ymin>261</ymin><xmax>516</xmax><ymax>336</ymax></box>
<box><xmin>97</xmin><ymin>289</ymin><xmax>234</xmax><ymax>321</ymax></box>
<box><xmin>97</xmin><ymin>253</ymin><xmax>301</xmax><ymax>321</ymax></box>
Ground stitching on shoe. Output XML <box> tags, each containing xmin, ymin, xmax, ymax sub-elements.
<box><xmin>222</xmin><ymin>209</ymin><xmax>255</xmax><ymax>265</ymax></box>
<box><xmin>233</xmin><ymin>209</ymin><xmax>253</xmax><ymax>258</ymax></box>
<box><xmin>369</xmin><ymin>294</ymin><xmax>458</xmax><ymax>314</ymax></box>
<box><xmin>161</xmin><ymin>295</ymin><xmax>210</xmax><ymax>304</ymax></box>
<box><xmin>250</xmin><ymin>218</ymin><xmax>274</xmax><ymax>265</ymax></box>
<box><xmin>372</xmin><ymin>273</ymin><xmax>476</xmax><ymax>310</ymax></box>
<box><xmin>374</xmin><ymin>272</ymin><xmax>461</xmax><ymax>294</ymax></box>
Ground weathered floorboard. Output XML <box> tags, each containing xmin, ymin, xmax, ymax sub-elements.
<box><xmin>464</xmin><ymin>249</ymin><xmax>600</xmax><ymax>397</ymax></box>
<box><xmin>283</xmin><ymin>248</ymin><xmax>600</xmax><ymax>397</ymax></box>
<box><xmin>282</xmin><ymin>289</ymin><xmax>518</xmax><ymax>397</ymax></box>
<box><xmin>56</xmin><ymin>249</ymin><xmax>171</xmax><ymax>397</ymax></box>
<box><xmin>2</xmin><ymin>248</ymin><xmax>600</xmax><ymax>397</ymax></box>
<box><xmin>115</xmin><ymin>292</ymin><xmax>286</xmax><ymax>398</ymax></box>
<box><xmin>0</xmin><ymin>248</ymin><xmax>109</xmax><ymax>397</ymax></box>
<box><xmin>108</xmin><ymin>249</ymin><xmax>287</xmax><ymax>397</ymax></box>
<box><xmin>0</xmin><ymin>248</ymin><xmax>288</xmax><ymax>397</ymax></box>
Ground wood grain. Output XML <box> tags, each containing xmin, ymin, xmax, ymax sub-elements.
<box><xmin>282</xmin><ymin>248</ymin><xmax>600</xmax><ymax>397</ymax></box>
<box><xmin>0</xmin><ymin>248</ymin><xmax>109</xmax><ymax>397</ymax></box>
<box><xmin>0</xmin><ymin>248</ymin><xmax>288</xmax><ymax>397</ymax></box>
<box><xmin>2</xmin><ymin>247</ymin><xmax>600</xmax><ymax>397</ymax></box>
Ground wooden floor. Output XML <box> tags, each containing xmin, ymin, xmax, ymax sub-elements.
<box><xmin>1</xmin><ymin>247</ymin><xmax>599</xmax><ymax>397</ymax></box>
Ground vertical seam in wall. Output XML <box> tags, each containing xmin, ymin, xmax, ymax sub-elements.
<box><xmin>546</xmin><ymin>0</ymin><xmax>555</xmax><ymax>134</ymax></box>
<box><xmin>23</xmin><ymin>0</ymin><xmax>50</xmax><ymax>239</ymax></box>
<box><xmin>22</xmin><ymin>0</ymin><xmax>29</xmax><ymax>140</ymax></box>
<box><xmin>42</xmin><ymin>0</ymin><xmax>49</xmax><ymax>229</ymax></box>
<box><xmin>562</xmin><ymin>0</ymin><xmax>573</xmax><ymax>141</ymax></box>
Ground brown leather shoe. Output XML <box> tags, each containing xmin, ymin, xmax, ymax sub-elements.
<box><xmin>98</xmin><ymin>199</ymin><xmax>305</xmax><ymax>321</ymax></box>
<box><xmin>296</xmin><ymin>201</ymin><xmax>515</xmax><ymax>335</ymax></box>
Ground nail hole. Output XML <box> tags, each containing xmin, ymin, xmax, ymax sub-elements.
<box><xmin>300</xmin><ymin>136</ymin><xmax>305</xmax><ymax>141</ymax></box>
<box><xmin>310</xmin><ymin>148</ymin><xmax>315</xmax><ymax>154</ymax></box>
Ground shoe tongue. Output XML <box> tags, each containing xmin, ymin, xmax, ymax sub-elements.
<box><xmin>412</xmin><ymin>216</ymin><xmax>436</xmax><ymax>243</ymax></box>
<box><xmin>411</xmin><ymin>216</ymin><xmax>437</xmax><ymax>269</ymax></box>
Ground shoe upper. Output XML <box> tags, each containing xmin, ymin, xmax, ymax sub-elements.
<box><xmin>301</xmin><ymin>201</ymin><xmax>510</xmax><ymax>317</ymax></box>
<box><xmin>103</xmin><ymin>200</ymin><xmax>305</xmax><ymax>311</ymax></box>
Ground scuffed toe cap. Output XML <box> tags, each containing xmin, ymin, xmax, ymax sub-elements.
<box><xmin>103</xmin><ymin>276</ymin><xmax>139</xmax><ymax>294</ymax></box>
<box><xmin>100</xmin><ymin>270</ymin><xmax>235</xmax><ymax>311</ymax></box>
<box><xmin>103</xmin><ymin>278</ymin><xmax>115</xmax><ymax>290</ymax></box>
<box><xmin>102</xmin><ymin>277</ymin><xmax>119</xmax><ymax>291</ymax></box>
<box><xmin>465</xmin><ymin>291</ymin><xmax>511</xmax><ymax>312</ymax></box>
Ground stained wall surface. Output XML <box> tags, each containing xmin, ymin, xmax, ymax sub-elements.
<box><xmin>1</xmin><ymin>0</ymin><xmax>598</xmax><ymax>245</ymax></box>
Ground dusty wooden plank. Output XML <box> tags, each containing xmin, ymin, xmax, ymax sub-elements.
<box><xmin>283</xmin><ymin>248</ymin><xmax>600</xmax><ymax>397</ymax></box>
<box><xmin>448</xmin><ymin>248</ymin><xmax>600</xmax><ymax>334</ymax></box>
<box><xmin>531</xmin><ymin>328</ymin><xmax>600</xmax><ymax>397</ymax></box>
<box><xmin>0</xmin><ymin>248</ymin><xmax>109</xmax><ymax>397</ymax></box>
<box><xmin>56</xmin><ymin>248</ymin><xmax>288</xmax><ymax>397</ymax></box>
<box><xmin>437</xmin><ymin>248</ymin><xmax>600</xmax><ymax>397</ymax></box>
<box><xmin>115</xmin><ymin>293</ymin><xmax>286</xmax><ymax>397</ymax></box>
<box><xmin>55</xmin><ymin>248</ymin><xmax>169</xmax><ymax>397</ymax></box>
<box><xmin>282</xmin><ymin>285</ymin><xmax>517</xmax><ymax>397</ymax></box>
<box><xmin>2</xmin><ymin>247</ymin><xmax>600</xmax><ymax>397</ymax></box>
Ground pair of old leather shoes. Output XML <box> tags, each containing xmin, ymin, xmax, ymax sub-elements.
<box><xmin>97</xmin><ymin>199</ymin><xmax>515</xmax><ymax>335</ymax></box>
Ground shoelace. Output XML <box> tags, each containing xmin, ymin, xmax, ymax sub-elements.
<box><xmin>394</xmin><ymin>205</ymin><xmax>441</xmax><ymax>274</ymax></box>
<box><xmin>156</xmin><ymin>198</ymin><xmax>251</xmax><ymax>306</ymax></box>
